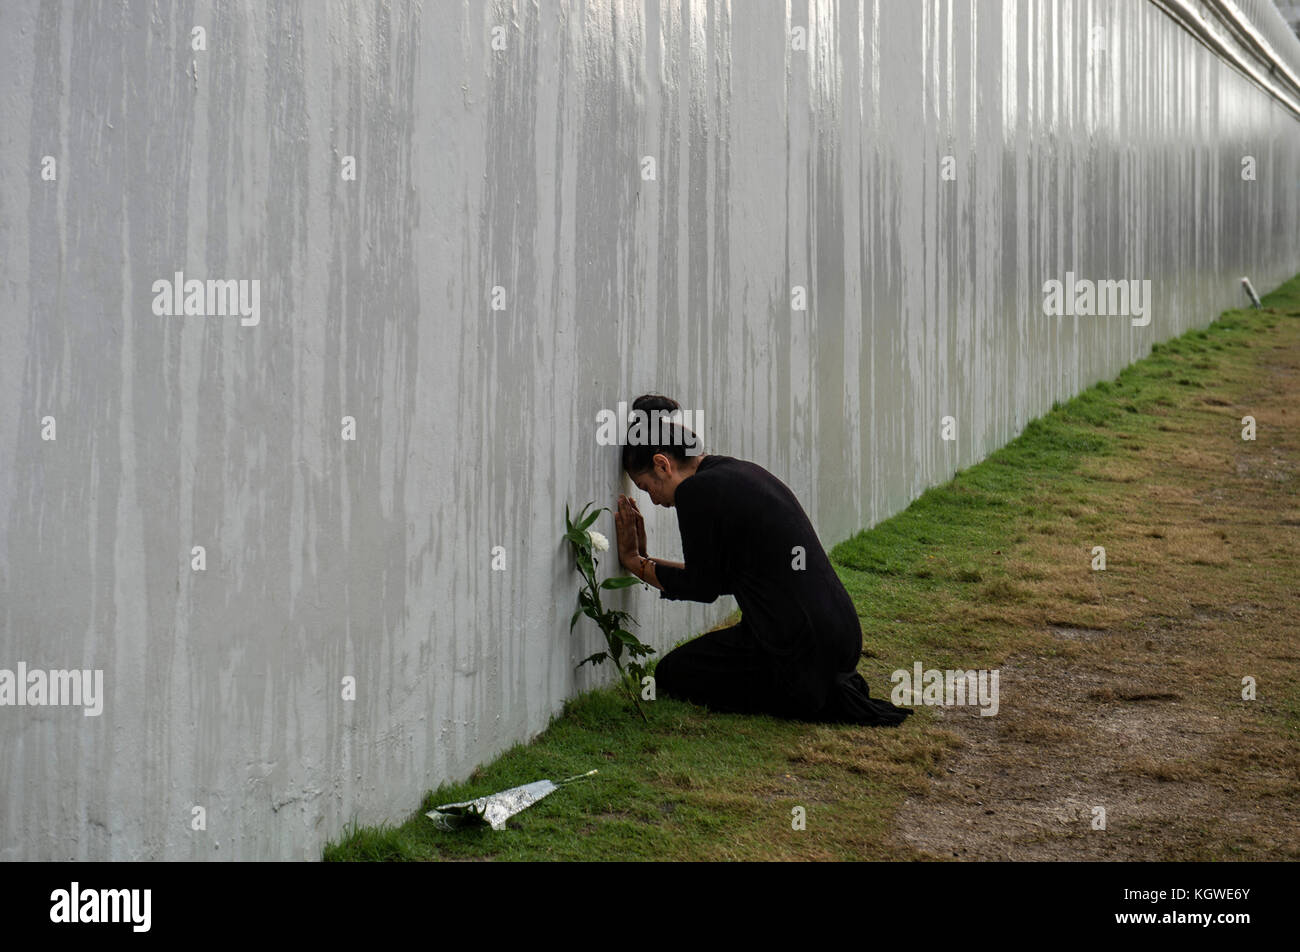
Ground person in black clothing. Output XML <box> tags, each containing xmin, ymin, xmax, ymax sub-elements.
<box><xmin>613</xmin><ymin>394</ymin><xmax>912</xmax><ymax>726</ymax></box>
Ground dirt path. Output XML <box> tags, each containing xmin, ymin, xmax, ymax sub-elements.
<box><xmin>890</xmin><ymin>314</ymin><xmax>1300</xmax><ymax>860</ymax></box>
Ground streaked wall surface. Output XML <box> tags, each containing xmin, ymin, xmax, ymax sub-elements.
<box><xmin>1</xmin><ymin>0</ymin><xmax>1297</xmax><ymax>860</ymax></box>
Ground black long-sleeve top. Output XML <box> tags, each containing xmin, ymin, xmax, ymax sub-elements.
<box><xmin>653</xmin><ymin>454</ymin><xmax>863</xmax><ymax>710</ymax></box>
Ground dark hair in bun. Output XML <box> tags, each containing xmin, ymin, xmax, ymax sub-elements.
<box><xmin>621</xmin><ymin>393</ymin><xmax>701</xmax><ymax>475</ymax></box>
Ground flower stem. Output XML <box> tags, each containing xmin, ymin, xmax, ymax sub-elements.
<box><xmin>573</xmin><ymin>536</ymin><xmax>648</xmax><ymax>721</ymax></box>
<box><xmin>610</xmin><ymin>657</ymin><xmax>649</xmax><ymax>721</ymax></box>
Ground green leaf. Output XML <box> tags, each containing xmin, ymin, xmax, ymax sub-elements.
<box><xmin>565</xmin><ymin>527</ymin><xmax>591</xmax><ymax>549</ymax></box>
<box><xmin>576</xmin><ymin>651</ymin><xmax>608</xmax><ymax>668</ymax></box>
<box><xmin>572</xmin><ymin>501</ymin><xmax>596</xmax><ymax>528</ymax></box>
<box><xmin>577</xmin><ymin>506</ymin><xmax>604</xmax><ymax>532</ymax></box>
<box><xmin>606</xmin><ymin>607</ymin><xmax>639</xmax><ymax>628</ymax></box>
<box><xmin>569</xmin><ymin>606</ymin><xmax>584</xmax><ymax>632</ymax></box>
<box><xmin>600</xmin><ymin>575</ymin><xmax>641</xmax><ymax>590</ymax></box>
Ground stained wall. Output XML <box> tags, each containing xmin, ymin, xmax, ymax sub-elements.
<box><xmin>1</xmin><ymin>0</ymin><xmax>1297</xmax><ymax>859</ymax></box>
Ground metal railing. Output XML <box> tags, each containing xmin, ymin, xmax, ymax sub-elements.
<box><xmin>1149</xmin><ymin>0</ymin><xmax>1300</xmax><ymax>118</ymax></box>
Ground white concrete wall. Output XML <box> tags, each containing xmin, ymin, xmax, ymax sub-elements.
<box><xmin>2</xmin><ymin>0</ymin><xmax>1298</xmax><ymax>860</ymax></box>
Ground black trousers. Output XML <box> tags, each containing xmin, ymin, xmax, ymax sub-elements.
<box><xmin>652</xmin><ymin>619</ymin><xmax>913</xmax><ymax>726</ymax></box>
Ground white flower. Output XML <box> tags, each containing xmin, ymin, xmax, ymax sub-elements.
<box><xmin>587</xmin><ymin>530</ymin><xmax>610</xmax><ymax>552</ymax></box>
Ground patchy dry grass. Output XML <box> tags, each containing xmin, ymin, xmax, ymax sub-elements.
<box><xmin>881</xmin><ymin>288</ymin><xmax>1300</xmax><ymax>861</ymax></box>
